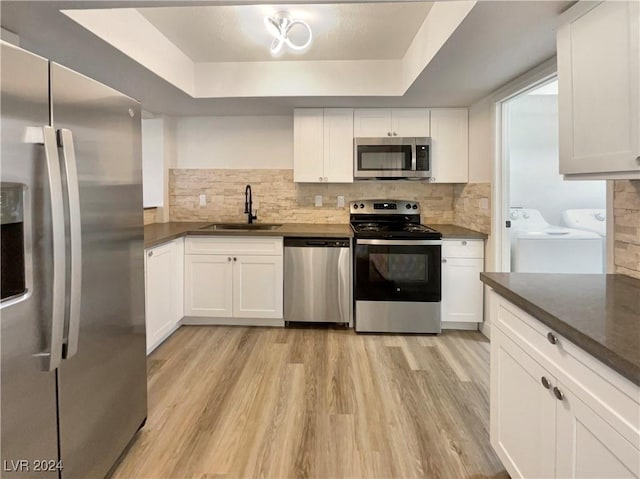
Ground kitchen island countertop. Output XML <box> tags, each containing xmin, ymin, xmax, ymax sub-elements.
<box><xmin>480</xmin><ymin>272</ymin><xmax>640</xmax><ymax>386</ymax></box>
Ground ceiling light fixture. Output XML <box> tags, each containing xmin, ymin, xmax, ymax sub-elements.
<box><xmin>264</xmin><ymin>12</ymin><xmax>312</xmax><ymax>55</ymax></box>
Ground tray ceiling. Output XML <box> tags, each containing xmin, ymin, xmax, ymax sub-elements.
<box><xmin>139</xmin><ymin>3</ymin><xmax>433</xmax><ymax>62</ymax></box>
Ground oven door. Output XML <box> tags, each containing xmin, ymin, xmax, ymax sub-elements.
<box><xmin>354</xmin><ymin>239</ymin><xmax>441</xmax><ymax>302</ymax></box>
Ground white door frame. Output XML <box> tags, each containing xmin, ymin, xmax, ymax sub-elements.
<box><xmin>491</xmin><ymin>60</ymin><xmax>614</xmax><ymax>274</ymax></box>
<box><xmin>491</xmin><ymin>60</ymin><xmax>558</xmax><ymax>272</ymax></box>
<box><xmin>498</xmin><ymin>75</ymin><xmax>559</xmax><ymax>271</ymax></box>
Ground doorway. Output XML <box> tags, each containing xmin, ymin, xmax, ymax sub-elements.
<box><xmin>498</xmin><ymin>78</ymin><xmax>607</xmax><ymax>273</ymax></box>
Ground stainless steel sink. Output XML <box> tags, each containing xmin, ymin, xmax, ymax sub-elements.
<box><xmin>199</xmin><ymin>223</ymin><xmax>282</xmax><ymax>231</ymax></box>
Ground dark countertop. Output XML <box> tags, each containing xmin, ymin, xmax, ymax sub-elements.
<box><xmin>480</xmin><ymin>272</ymin><xmax>640</xmax><ymax>386</ymax></box>
<box><xmin>144</xmin><ymin>222</ymin><xmax>354</xmax><ymax>248</ymax></box>
<box><xmin>431</xmin><ymin>224</ymin><xmax>488</xmax><ymax>240</ymax></box>
<box><xmin>144</xmin><ymin>222</ymin><xmax>486</xmax><ymax>249</ymax></box>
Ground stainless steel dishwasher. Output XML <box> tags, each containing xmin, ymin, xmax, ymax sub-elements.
<box><xmin>284</xmin><ymin>237</ymin><xmax>351</xmax><ymax>324</ymax></box>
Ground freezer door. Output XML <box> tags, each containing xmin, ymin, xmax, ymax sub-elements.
<box><xmin>51</xmin><ymin>63</ymin><xmax>147</xmax><ymax>479</ymax></box>
<box><xmin>0</xmin><ymin>43</ymin><xmax>60</xmax><ymax>478</ymax></box>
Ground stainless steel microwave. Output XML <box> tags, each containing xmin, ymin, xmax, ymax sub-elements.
<box><xmin>354</xmin><ymin>137</ymin><xmax>431</xmax><ymax>180</ymax></box>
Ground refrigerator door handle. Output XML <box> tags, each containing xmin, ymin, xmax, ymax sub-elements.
<box><xmin>42</xmin><ymin>126</ymin><xmax>66</xmax><ymax>371</ymax></box>
<box><xmin>58</xmin><ymin>128</ymin><xmax>82</xmax><ymax>359</ymax></box>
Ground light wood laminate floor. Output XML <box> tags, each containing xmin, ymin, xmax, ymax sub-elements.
<box><xmin>110</xmin><ymin>326</ymin><xmax>508</xmax><ymax>479</ymax></box>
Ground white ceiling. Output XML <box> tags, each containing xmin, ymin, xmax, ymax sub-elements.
<box><xmin>0</xmin><ymin>1</ymin><xmax>574</xmax><ymax>116</ymax></box>
<box><xmin>139</xmin><ymin>3</ymin><xmax>433</xmax><ymax>62</ymax></box>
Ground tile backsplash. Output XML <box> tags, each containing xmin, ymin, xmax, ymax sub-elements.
<box><xmin>169</xmin><ymin>168</ymin><xmax>491</xmax><ymax>233</ymax></box>
<box><xmin>143</xmin><ymin>208</ymin><xmax>157</xmax><ymax>225</ymax></box>
<box><xmin>166</xmin><ymin>168</ymin><xmax>640</xmax><ymax>279</ymax></box>
<box><xmin>613</xmin><ymin>180</ymin><xmax>640</xmax><ymax>279</ymax></box>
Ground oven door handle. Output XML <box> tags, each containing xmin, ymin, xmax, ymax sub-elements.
<box><xmin>356</xmin><ymin>239</ymin><xmax>442</xmax><ymax>246</ymax></box>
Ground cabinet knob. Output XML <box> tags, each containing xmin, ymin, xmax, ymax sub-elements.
<box><xmin>442</xmin><ymin>258</ymin><xmax>447</xmax><ymax>263</ymax></box>
<box><xmin>228</xmin><ymin>257</ymin><xmax>232</xmax><ymax>262</ymax></box>
<box><xmin>431</xmin><ymin>177</ymin><xmax>436</xmax><ymax>182</ymax></box>
<box><xmin>148</xmin><ymin>251</ymin><xmax>153</xmax><ymax>257</ymax></box>
<box><xmin>393</xmin><ymin>132</ymin><xmax>397</xmax><ymax>136</ymax></box>
<box><xmin>387</xmin><ymin>132</ymin><xmax>392</xmax><ymax>136</ymax></box>
<box><xmin>233</xmin><ymin>257</ymin><xmax>237</xmax><ymax>262</ymax></box>
<box><xmin>552</xmin><ymin>386</ymin><xmax>564</xmax><ymax>401</ymax></box>
<box><xmin>319</xmin><ymin>176</ymin><xmax>323</xmax><ymax>182</ymax></box>
<box><xmin>461</xmin><ymin>240</ymin><xmax>467</xmax><ymax>246</ymax></box>
<box><xmin>540</xmin><ymin>376</ymin><xmax>551</xmax><ymax>389</ymax></box>
<box><xmin>547</xmin><ymin>332</ymin><xmax>558</xmax><ymax>345</ymax></box>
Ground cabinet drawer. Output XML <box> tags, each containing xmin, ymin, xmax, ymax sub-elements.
<box><xmin>185</xmin><ymin>236</ymin><xmax>283</xmax><ymax>256</ymax></box>
<box><xmin>491</xmin><ymin>291</ymin><xmax>640</xmax><ymax>443</ymax></box>
<box><xmin>442</xmin><ymin>239</ymin><xmax>483</xmax><ymax>258</ymax></box>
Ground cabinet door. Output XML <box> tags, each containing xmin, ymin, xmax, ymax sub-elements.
<box><xmin>233</xmin><ymin>255</ymin><xmax>283</xmax><ymax>319</ymax></box>
<box><xmin>441</xmin><ymin>257</ymin><xmax>483</xmax><ymax>323</ymax></box>
<box><xmin>145</xmin><ymin>242</ymin><xmax>177</xmax><ymax>353</ymax></box>
<box><xmin>555</xmin><ymin>381</ymin><xmax>640</xmax><ymax>479</ymax></box>
<box><xmin>491</xmin><ymin>328</ymin><xmax>557</xmax><ymax>479</ymax></box>
<box><xmin>184</xmin><ymin>255</ymin><xmax>233</xmax><ymax>317</ymax></box>
<box><xmin>323</xmin><ymin>108</ymin><xmax>354</xmax><ymax>183</ymax></box>
<box><xmin>353</xmin><ymin>109</ymin><xmax>393</xmax><ymax>137</ymax></box>
<box><xmin>430</xmin><ymin>108</ymin><xmax>469</xmax><ymax>183</ymax></box>
<box><xmin>392</xmin><ymin>108</ymin><xmax>430</xmax><ymax>137</ymax></box>
<box><xmin>558</xmin><ymin>1</ymin><xmax>640</xmax><ymax>178</ymax></box>
<box><xmin>294</xmin><ymin>109</ymin><xmax>324</xmax><ymax>182</ymax></box>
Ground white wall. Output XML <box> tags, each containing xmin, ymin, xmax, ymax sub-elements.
<box><xmin>175</xmin><ymin>115</ymin><xmax>293</xmax><ymax>169</ymax></box>
<box><xmin>508</xmin><ymin>94</ymin><xmax>605</xmax><ymax>225</ymax></box>
<box><xmin>142</xmin><ymin>118</ymin><xmax>164</xmax><ymax>207</ymax></box>
<box><xmin>468</xmin><ymin>96</ymin><xmax>493</xmax><ymax>183</ymax></box>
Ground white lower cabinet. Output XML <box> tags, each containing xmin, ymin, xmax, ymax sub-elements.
<box><xmin>441</xmin><ymin>239</ymin><xmax>484</xmax><ymax>327</ymax></box>
<box><xmin>144</xmin><ymin>238</ymin><xmax>184</xmax><ymax>354</ymax></box>
<box><xmin>184</xmin><ymin>255</ymin><xmax>233</xmax><ymax>317</ymax></box>
<box><xmin>555</xmin><ymin>381</ymin><xmax>640</xmax><ymax>479</ymax></box>
<box><xmin>490</xmin><ymin>291</ymin><xmax>640</xmax><ymax>479</ymax></box>
<box><xmin>184</xmin><ymin>237</ymin><xmax>284</xmax><ymax>325</ymax></box>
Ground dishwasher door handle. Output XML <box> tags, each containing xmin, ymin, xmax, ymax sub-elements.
<box><xmin>305</xmin><ymin>241</ymin><xmax>329</xmax><ymax>246</ymax></box>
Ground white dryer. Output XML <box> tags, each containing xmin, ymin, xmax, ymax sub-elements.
<box><xmin>509</xmin><ymin>208</ymin><xmax>604</xmax><ymax>273</ymax></box>
<box><xmin>562</xmin><ymin>209</ymin><xmax>606</xmax><ymax>236</ymax></box>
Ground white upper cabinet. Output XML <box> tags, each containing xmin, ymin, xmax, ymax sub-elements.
<box><xmin>429</xmin><ymin>108</ymin><xmax>469</xmax><ymax>183</ymax></box>
<box><xmin>323</xmin><ymin>109</ymin><xmax>355</xmax><ymax>183</ymax></box>
<box><xmin>391</xmin><ymin>109</ymin><xmax>431</xmax><ymax>137</ymax></box>
<box><xmin>293</xmin><ymin>108</ymin><xmax>353</xmax><ymax>183</ymax></box>
<box><xmin>293</xmin><ymin>109</ymin><xmax>324</xmax><ymax>182</ymax></box>
<box><xmin>354</xmin><ymin>108</ymin><xmax>430</xmax><ymax>137</ymax></box>
<box><xmin>557</xmin><ymin>1</ymin><xmax>640</xmax><ymax>179</ymax></box>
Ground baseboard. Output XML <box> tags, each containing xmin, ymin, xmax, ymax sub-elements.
<box><xmin>442</xmin><ymin>321</ymin><xmax>480</xmax><ymax>331</ymax></box>
<box><xmin>182</xmin><ymin>316</ymin><xmax>285</xmax><ymax>327</ymax></box>
<box><xmin>147</xmin><ymin>320</ymin><xmax>182</xmax><ymax>355</ymax></box>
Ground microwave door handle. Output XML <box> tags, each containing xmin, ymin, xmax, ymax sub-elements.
<box><xmin>58</xmin><ymin>129</ymin><xmax>82</xmax><ymax>360</ymax></box>
<box><xmin>411</xmin><ymin>142</ymin><xmax>417</xmax><ymax>171</ymax></box>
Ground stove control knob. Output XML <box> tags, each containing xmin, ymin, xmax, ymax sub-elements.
<box><xmin>353</xmin><ymin>204</ymin><xmax>358</xmax><ymax>209</ymax></box>
<box><xmin>412</xmin><ymin>204</ymin><xmax>418</xmax><ymax>209</ymax></box>
<box><xmin>406</xmin><ymin>204</ymin><xmax>411</xmax><ymax>209</ymax></box>
<box><xmin>360</xmin><ymin>203</ymin><xmax>365</xmax><ymax>209</ymax></box>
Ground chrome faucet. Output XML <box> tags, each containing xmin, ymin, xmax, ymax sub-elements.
<box><xmin>244</xmin><ymin>184</ymin><xmax>258</xmax><ymax>224</ymax></box>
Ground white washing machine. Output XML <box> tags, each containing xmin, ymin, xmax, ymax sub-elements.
<box><xmin>509</xmin><ymin>208</ymin><xmax>604</xmax><ymax>273</ymax></box>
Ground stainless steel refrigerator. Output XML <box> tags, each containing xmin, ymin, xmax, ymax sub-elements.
<box><xmin>1</xmin><ymin>41</ymin><xmax>147</xmax><ymax>478</ymax></box>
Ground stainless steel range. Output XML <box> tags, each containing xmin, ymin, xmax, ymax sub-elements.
<box><xmin>351</xmin><ymin>200</ymin><xmax>442</xmax><ymax>333</ymax></box>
